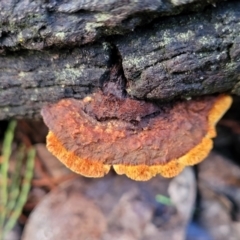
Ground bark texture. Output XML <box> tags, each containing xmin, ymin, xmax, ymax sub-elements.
<box><xmin>0</xmin><ymin>0</ymin><xmax>240</xmax><ymax>119</ymax></box>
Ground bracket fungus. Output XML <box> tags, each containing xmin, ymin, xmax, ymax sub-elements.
<box><xmin>41</xmin><ymin>91</ymin><xmax>232</xmax><ymax>181</ymax></box>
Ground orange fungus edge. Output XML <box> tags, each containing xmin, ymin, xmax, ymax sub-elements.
<box><xmin>113</xmin><ymin>94</ymin><xmax>232</xmax><ymax>181</ymax></box>
<box><xmin>113</xmin><ymin>160</ymin><xmax>185</xmax><ymax>181</ymax></box>
<box><xmin>207</xmin><ymin>94</ymin><xmax>233</xmax><ymax>138</ymax></box>
<box><xmin>46</xmin><ymin>131</ymin><xmax>110</xmax><ymax>178</ymax></box>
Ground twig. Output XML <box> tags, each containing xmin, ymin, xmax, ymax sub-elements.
<box><xmin>0</xmin><ymin>120</ymin><xmax>17</xmax><ymax>236</ymax></box>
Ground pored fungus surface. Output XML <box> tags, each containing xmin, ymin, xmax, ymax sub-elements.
<box><xmin>41</xmin><ymin>92</ymin><xmax>232</xmax><ymax>181</ymax></box>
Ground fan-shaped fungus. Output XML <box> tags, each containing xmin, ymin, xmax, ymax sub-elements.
<box><xmin>41</xmin><ymin>92</ymin><xmax>232</xmax><ymax>181</ymax></box>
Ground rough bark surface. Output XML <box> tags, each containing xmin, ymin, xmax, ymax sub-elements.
<box><xmin>0</xmin><ymin>0</ymin><xmax>240</xmax><ymax>119</ymax></box>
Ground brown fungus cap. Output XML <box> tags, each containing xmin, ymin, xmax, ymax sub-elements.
<box><xmin>41</xmin><ymin>92</ymin><xmax>232</xmax><ymax>181</ymax></box>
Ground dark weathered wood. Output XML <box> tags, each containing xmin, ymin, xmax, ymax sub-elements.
<box><xmin>0</xmin><ymin>45</ymin><xmax>110</xmax><ymax>119</ymax></box>
<box><xmin>0</xmin><ymin>0</ymin><xmax>239</xmax><ymax>120</ymax></box>
<box><xmin>116</xmin><ymin>1</ymin><xmax>240</xmax><ymax>99</ymax></box>
<box><xmin>0</xmin><ymin>0</ymin><xmax>225</xmax><ymax>50</ymax></box>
